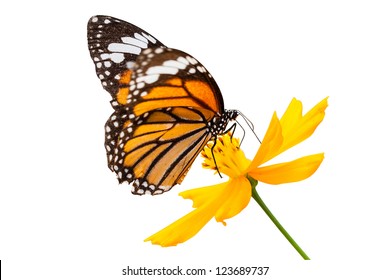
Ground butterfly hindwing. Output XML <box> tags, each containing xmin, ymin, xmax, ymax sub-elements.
<box><xmin>112</xmin><ymin>107</ymin><xmax>213</xmax><ymax>195</ymax></box>
<box><xmin>87</xmin><ymin>15</ymin><xmax>165</xmax><ymax>99</ymax></box>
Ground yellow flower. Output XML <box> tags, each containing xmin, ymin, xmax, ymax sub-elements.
<box><xmin>145</xmin><ymin>97</ymin><xmax>328</xmax><ymax>247</ymax></box>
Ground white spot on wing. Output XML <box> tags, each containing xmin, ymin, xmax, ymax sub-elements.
<box><xmin>101</xmin><ymin>53</ymin><xmax>125</xmax><ymax>63</ymax></box>
<box><xmin>137</xmin><ymin>189</ymin><xmax>145</xmax><ymax>194</ymax></box>
<box><xmin>136</xmin><ymin>74</ymin><xmax>159</xmax><ymax>84</ymax></box>
<box><xmin>177</xmin><ymin>57</ymin><xmax>189</xmax><ymax>65</ymax></box>
<box><xmin>134</xmin><ymin>33</ymin><xmax>148</xmax><ymax>43</ymax></box>
<box><xmin>121</xmin><ymin>37</ymin><xmax>148</xmax><ymax>48</ymax></box>
<box><xmin>197</xmin><ymin>66</ymin><xmax>206</xmax><ymax>73</ymax></box>
<box><xmin>163</xmin><ymin>60</ymin><xmax>187</xmax><ymax>69</ymax></box>
<box><xmin>141</xmin><ymin>32</ymin><xmax>157</xmax><ymax>44</ymax></box>
<box><xmin>126</xmin><ymin>61</ymin><xmax>135</xmax><ymax>69</ymax></box>
<box><xmin>108</xmin><ymin>43</ymin><xmax>141</xmax><ymax>55</ymax></box>
<box><xmin>110</xmin><ymin>53</ymin><xmax>125</xmax><ymax>63</ymax></box>
<box><xmin>186</xmin><ymin>56</ymin><xmax>198</xmax><ymax>65</ymax></box>
<box><xmin>146</xmin><ymin>66</ymin><xmax>178</xmax><ymax>75</ymax></box>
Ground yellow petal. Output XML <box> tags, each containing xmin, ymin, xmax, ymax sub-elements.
<box><xmin>248</xmin><ymin>112</ymin><xmax>283</xmax><ymax>169</ymax></box>
<box><xmin>181</xmin><ymin>178</ymin><xmax>252</xmax><ymax>224</ymax></box>
<box><xmin>278</xmin><ymin>97</ymin><xmax>328</xmax><ymax>154</ymax></box>
<box><xmin>215</xmin><ymin>177</ymin><xmax>252</xmax><ymax>224</ymax></box>
<box><xmin>145</xmin><ymin>182</ymin><xmax>229</xmax><ymax>246</ymax></box>
<box><xmin>249</xmin><ymin>153</ymin><xmax>324</xmax><ymax>184</ymax></box>
<box><xmin>145</xmin><ymin>177</ymin><xmax>252</xmax><ymax>246</ymax></box>
<box><xmin>144</xmin><ymin>204</ymin><xmax>216</xmax><ymax>247</ymax></box>
<box><xmin>179</xmin><ymin>181</ymin><xmax>227</xmax><ymax>208</ymax></box>
<box><xmin>279</xmin><ymin>98</ymin><xmax>302</xmax><ymax>138</ymax></box>
<box><xmin>144</xmin><ymin>183</ymin><xmax>227</xmax><ymax>246</ymax></box>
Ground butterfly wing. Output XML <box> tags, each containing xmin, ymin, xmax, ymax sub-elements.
<box><xmin>107</xmin><ymin>48</ymin><xmax>226</xmax><ymax>195</ymax></box>
<box><xmin>129</xmin><ymin>47</ymin><xmax>224</xmax><ymax>116</ymax></box>
<box><xmin>88</xmin><ymin>16</ymin><xmax>229</xmax><ymax>195</ymax></box>
<box><xmin>110</xmin><ymin>107</ymin><xmax>213</xmax><ymax>195</ymax></box>
<box><xmin>87</xmin><ymin>15</ymin><xmax>165</xmax><ymax>99</ymax></box>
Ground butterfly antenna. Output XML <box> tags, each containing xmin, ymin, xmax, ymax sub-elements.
<box><xmin>237</xmin><ymin>110</ymin><xmax>261</xmax><ymax>143</ymax></box>
<box><xmin>235</xmin><ymin>120</ymin><xmax>246</xmax><ymax>146</ymax></box>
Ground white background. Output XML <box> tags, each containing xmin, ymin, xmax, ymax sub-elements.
<box><xmin>1</xmin><ymin>0</ymin><xmax>389</xmax><ymax>279</ymax></box>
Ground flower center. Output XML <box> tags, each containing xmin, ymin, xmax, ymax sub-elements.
<box><xmin>201</xmin><ymin>133</ymin><xmax>251</xmax><ymax>178</ymax></box>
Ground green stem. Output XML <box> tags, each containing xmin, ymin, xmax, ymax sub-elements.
<box><xmin>248</xmin><ymin>176</ymin><xmax>310</xmax><ymax>260</ymax></box>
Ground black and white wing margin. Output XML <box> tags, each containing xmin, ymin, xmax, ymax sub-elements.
<box><xmin>87</xmin><ymin>15</ymin><xmax>165</xmax><ymax>98</ymax></box>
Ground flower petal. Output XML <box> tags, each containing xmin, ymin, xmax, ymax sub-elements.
<box><xmin>180</xmin><ymin>182</ymin><xmax>227</xmax><ymax>208</ymax></box>
<box><xmin>279</xmin><ymin>98</ymin><xmax>303</xmax><ymax>138</ymax></box>
<box><xmin>145</xmin><ymin>177</ymin><xmax>253</xmax><ymax>246</ymax></box>
<box><xmin>248</xmin><ymin>112</ymin><xmax>283</xmax><ymax>169</ymax></box>
<box><xmin>144</xmin><ymin>204</ymin><xmax>216</xmax><ymax>247</ymax></box>
<box><xmin>249</xmin><ymin>153</ymin><xmax>324</xmax><ymax>184</ymax></box>
<box><xmin>279</xmin><ymin>97</ymin><xmax>328</xmax><ymax>154</ymax></box>
<box><xmin>145</xmin><ymin>182</ymin><xmax>230</xmax><ymax>246</ymax></box>
<box><xmin>215</xmin><ymin>177</ymin><xmax>252</xmax><ymax>224</ymax></box>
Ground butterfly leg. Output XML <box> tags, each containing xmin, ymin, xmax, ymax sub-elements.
<box><xmin>210</xmin><ymin>139</ymin><xmax>223</xmax><ymax>178</ymax></box>
<box><xmin>223</xmin><ymin>123</ymin><xmax>239</xmax><ymax>144</ymax></box>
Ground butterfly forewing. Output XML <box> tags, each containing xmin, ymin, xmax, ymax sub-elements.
<box><xmin>87</xmin><ymin>15</ymin><xmax>165</xmax><ymax>99</ymax></box>
<box><xmin>104</xmin><ymin>108</ymin><xmax>130</xmax><ymax>169</ymax></box>
<box><xmin>126</xmin><ymin>47</ymin><xmax>225</xmax><ymax>117</ymax></box>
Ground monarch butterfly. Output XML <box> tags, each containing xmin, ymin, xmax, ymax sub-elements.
<box><xmin>87</xmin><ymin>15</ymin><xmax>239</xmax><ymax>195</ymax></box>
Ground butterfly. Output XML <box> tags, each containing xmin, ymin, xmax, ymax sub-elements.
<box><xmin>87</xmin><ymin>15</ymin><xmax>239</xmax><ymax>195</ymax></box>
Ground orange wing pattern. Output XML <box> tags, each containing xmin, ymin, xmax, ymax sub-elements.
<box><xmin>109</xmin><ymin>107</ymin><xmax>213</xmax><ymax>194</ymax></box>
<box><xmin>88</xmin><ymin>16</ymin><xmax>238</xmax><ymax>195</ymax></box>
<box><xmin>111</xmin><ymin>47</ymin><xmax>225</xmax><ymax>116</ymax></box>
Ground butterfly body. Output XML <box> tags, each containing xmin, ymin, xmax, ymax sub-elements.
<box><xmin>88</xmin><ymin>16</ymin><xmax>237</xmax><ymax>195</ymax></box>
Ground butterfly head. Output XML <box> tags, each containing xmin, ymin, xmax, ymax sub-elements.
<box><xmin>226</xmin><ymin>109</ymin><xmax>239</xmax><ymax>121</ymax></box>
